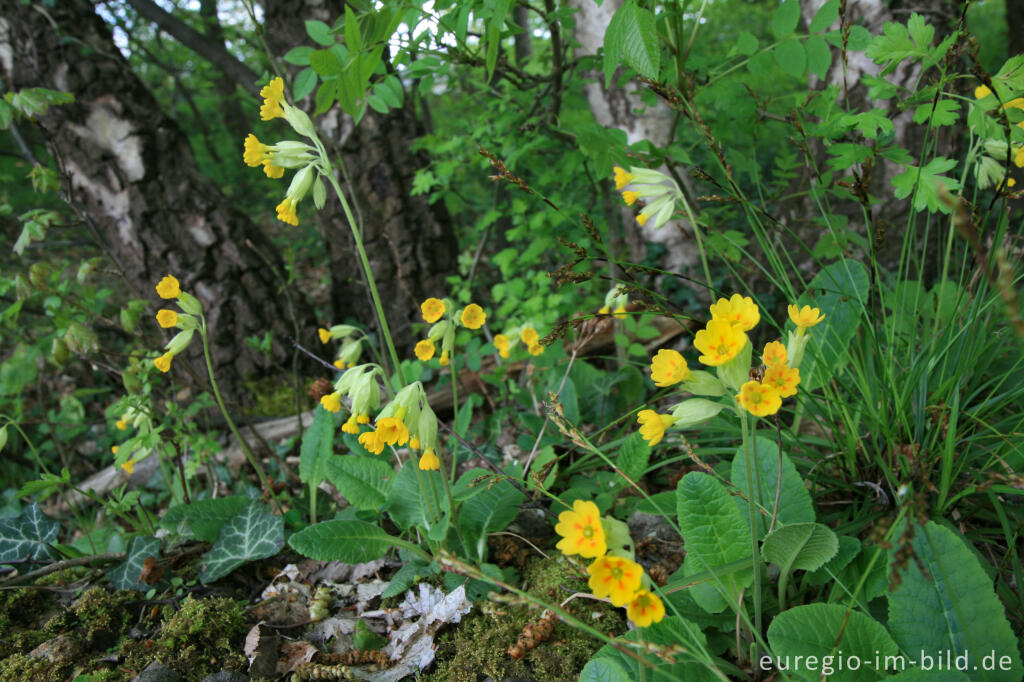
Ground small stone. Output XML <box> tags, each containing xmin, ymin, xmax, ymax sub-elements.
<box><xmin>132</xmin><ymin>661</ymin><xmax>184</xmax><ymax>682</ymax></box>
<box><xmin>29</xmin><ymin>634</ymin><xmax>80</xmax><ymax>664</ymax></box>
<box><xmin>199</xmin><ymin>672</ymin><xmax>249</xmax><ymax>682</ymax></box>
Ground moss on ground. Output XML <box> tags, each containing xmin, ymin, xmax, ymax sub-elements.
<box><xmin>427</xmin><ymin>555</ymin><xmax>625</xmax><ymax>681</ymax></box>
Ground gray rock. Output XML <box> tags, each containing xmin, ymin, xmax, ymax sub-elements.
<box><xmin>199</xmin><ymin>672</ymin><xmax>249</xmax><ymax>682</ymax></box>
<box><xmin>131</xmin><ymin>661</ymin><xmax>183</xmax><ymax>682</ymax></box>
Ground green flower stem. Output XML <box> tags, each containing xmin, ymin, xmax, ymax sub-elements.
<box><xmin>449</xmin><ymin>347</ymin><xmax>460</xmax><ymax>484</ymax></box>
<box><xmin>319</xmin><ymin>160</ymin><xmax>406</xmax><ymax>387</ymax></box>
<box><xmin>198</xmin><ymin>320</ymin><xmax>282</xmax><ymax>514</ymax></box>
<box><xmin>739</xmin><ymin>412</ymin><xmax>763</xmax><ymax>655</ymax></box>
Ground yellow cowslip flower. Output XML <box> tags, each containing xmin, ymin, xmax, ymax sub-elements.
<box><xmin>627</xmin><ymin>590</ymin><xmax>666</xmax><ymax>627</ymax></box>
<box><xmin>276</xmin><ymin>197</ymin><xmax>298</xmax><ymax>226</ymax></box>
<box><xmin>260</xmin><ymin>77</ymin><xmax>285</xmax><ymax>121</ymax></box>
<box><xmin>333</xmin><ymin>359</ymin><xmax>346</xmax><ymax>369</ymax></box>
<box><xmin>409</xmin><ymin>436</ymin><xmax>421</xmax><ymax>450</ymax></box>
<box><xmin>418</xmin><ymin>448</ymin><xmax>440</xmax><ymax>471</ymax></box>
<box><xmin>613</xmin><ymin>304</ymin><xmax>627</xmax><ymax>320</ymax></box>
<box><xmin>156</xmin><ymin>309</ymin><xmax>178</xmax><ymax>328</ymax></box>
<box><xmin>153</xmin><ymin>352</ymin><xmax>173</xmax><ymax>373</ymax></box>
<box><xmin>262</xmin><ymin>161</ymin><xmax>284</xmax><ymax>179</ymax></box>
<box><xmin>693</xmin><ymin>318</ymin><xmax>747</xmax><ymax>366</ymax></box>
<box><xmin>555</xmin><ymin>500</ymin><xmax>606</xmax><ymax>558</ymax></box>
<box><xmin>975</xmin><ymin>85</ymin><xmax>992</xmax><ymax>99</ymax></box>
<box><xmin>421</xmin><ymin>297</ymin><xmax>446</xmax><ymax>323</ymax></box>
<box><xmin>439</xmin><ymin>350</ymin><xmax>450</xmax><ymax>366</ymax></box>
<box><xmin>155</xmin><ymin>275</ymin><xmax>180</xmax><ymax>299</ymax></box>
<box><xmin>341</xmin><ymin>415</ymin><xmax>360</xmax><ymax>434</ymax></box>
<box><xmin>356</xmin><ymin>413</ymin><xmax>370</xmax><ymax>424</ymax></box>
<box><xmin>588</xmin><ymin>555</ymin><xmax>643</xmax><ymax>607</ymax></box>
<box><xmin>709</xmin><ymin>294</ymin><xmax>760</xmax><ymax>331</ymax></box>
<box><xmin>528</xmin><ymin>342</ymin><xmax>544</xmax><ymax>356</ymax></box>
<box><xmin>111</xmin><ymin>445</ymin><xmax>119</xmax><ymax>455</ymax></box>
<box><xmin>494</xmin><ymin>334</ymin><xmax>510</xmax><ymax>359</ymax></box>
<box><xmin>736</xmin><ymin>380</ymin><xmax>782</xmax><ymax>417</ymax></box>
<box><xmin>243</xmin><ymin>133</ymin><xmax>270</xmax><ymax>167</ymax></box>
<box><xmin>598</xmin><ymin>305</ymin><xmax>610</xmax><ymax>315</ymax></box>
<box><xmin>358</xmin><ymin>429</ymin><xmax>386</xmax><ymax>455</ymax></box>
<box><xmin>318</xmin><ymin>328</ymin><xmax>331</xmax><ymax>344</ymax></box>
<box><xmin>788</xmin><ymin>304</ymin><xmax>826</xmax><ymax>330</ymax></box>
<box><xmin>320</xmin><ymin>392</ymin><xmax>342</xmax><ymax>413</ymax></box>
<box><xmin>621</xmin><ymin>190</ymin><xmax>639</xmax><ymax>206</ymax></box>
<box><xmin>762</xmin><ymin>341</ymin><xmax>787</xmax><ymax>367</ymax></box>
<box><xmin>763</xmin><ymin>364</ymin><xmax>800</xmax><ymax>398</ymax></box>
<box><xmin>636</xmin><ymin>213</ymin><xmax>649</xmax><ymax>227</ymax></box>
<box><xmin>461</xmin><ymin>303</ymin><xmax>486</xmax><ymax>329</ymax></box>
<box><xmin>650</xmin><ymin>349</ymin><xmax>690</xmax><ymax>388</ymax></box>
<box><xmin>637</xmin><ymin>409</ymin><xmax>676</xmax><ymax>446</ymax></box>
<box><xmin>375</xmin><ymin>416</ymin><xmax>409</xmax><ymax>446</ymax></box>
<box><xmin>115</xmin><ymin>418</ymin><xmax>128</xmax><ymax>431</ymax></box>
<box><xmin>613</xmin><ymin>166</ymin><xmax>634</xmax><ymax>190</ymax></box>
<box><xmin>415</xmin><ymin>339</ymin><xmax>435</xmax><ymax>361</ymax></box>
<box><xmin>1015</xmin><ymin>146</ymin><xmax>1024</xmax><ymax>168</ymax></box>
<box><xmin>121</xmin><ymin>459</ymin><xmax>135</xmax><ymax>475</ymax></box>
<box><xmin>521</xmin><ymin>327</ymin><xmax>539</xmax><ymax>345</ymax></box>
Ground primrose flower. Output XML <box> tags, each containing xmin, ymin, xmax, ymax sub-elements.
<box><xmin>521</xmin><ymin>327</ymin><xmax>539</xmax><ymax>346</ymax></box>
<box><xmin>637</xmin><ymin>409</ymin><xmax>676</xmax><ymax>446</ymax></box>
<box><xmin>763</xmin><ymin>364</ymin><xmax>800</xmax><ymax>398</ymax></box>
<box><xmin>415</xmin><ymin>339</ymin><xmax>435</xmax><ymax>361</ymax></box>
<box><xmin>418</xmin><ymin>448</ymin><xmax>440</xmax><ymax>471</ymax></box>
<box><xmin>736</xmin><ymin>381</ymin><xmax>782</xmax><ymax>417</ymax></box>
<box><xmin>788</xmin><ymin>304</ymin><xmax>825</xmax><ymax>330</ymax></box>
<box><xmin>494</xmin><ymin>334</ymin><xmax>510</xmax><ymax>359</ymax></box>
<box><xmin>320</xmin><ymin>392</ymin><xmax>342</xmax><ymax>413</ymax></box>
<box><xmin>358</xmin><ymin>429</ymin><xmax>386</xmax><ymax>455</ymax></box>
<box><xmin>762</xmin><ymin>341</ymin><xmax>787</xmax><ymax>367</ymax></box>
<box><xmin>650</xmin><ymin>349</ymin><xmax>690</xmax><ymax>388</ymax></box>
<box><xmin>587</xmin><ymin>555</ymin><xmax>643</xmax><ymax>607</ymax></box>
<box><xmin>115</xmin><ymin>418</ymin><xmax>128</xmax><ymax>431</ymax></box>
<box><xmin>156</xmin><ymin>309</ymin><xmax>179</xmax><ymax>329</ymax></box>
<box><xmin>121</xmin><ymin>459</ymin><xmax>135</xmax><ymax>475</ymax></box>
<box><xmin>375</xmin><ymin>416</ymin><xmax>409</xmax><ymax>446</ymax></box>
<box><xmin>260</xmin><ymin>76</ymin><xmax>285</xmax><ymax>121</ymax></box>
<box><xmin>155</xmin><ymin>275</ymin><xmax>180</xmax><ymax>299</ymax></box>
<box><xmin>693</xmin><ymin>318</ymin><xmax>748</xmax><ymax>366</ymax></box>
<box><xmin>528</xmin><ymin>343</ymin><xmax>544</xmax><ymax>356</ymax></box>
<box><xmin>627</xmin><ymin>590</ymin><xmax>666</xmax><ymax>627</ymax></box>
<box><xmin>613</xmin><ymin>166</ymin><xmax>634</xmax><ymax>190</ymax></box>
<box><xmin>461</xmin><ymin>303</ymin><xmax>486</xmax><ymax>329</ymax></box>
<box><xmin>421</xmin><ymin>298</ymin><xmax>446</xmax><ymax>323</ymax></box>
<box><xmin>709</xmin><ymin>294</ymin><xmax>760</xmax><ymax>331</ymax></box>
<box><xmin>153</xmin><ymin>352</ymin><xmax>173</xmax><ymax>373</ymax></box>
<box><xmin>554</xmin><ymin>500</ymin><xmax>606</xmax><ymax>558</ymax></box>
<box><xmin>111</xmin><ymin>445</ymin><xmax>118</xmax><ymax>455</ymax></box>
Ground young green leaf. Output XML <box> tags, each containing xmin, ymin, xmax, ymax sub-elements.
<box><xmin>288</xmin><ymin>519</ymin><xmax>397</xmax><ymax>563</ymax></box>
<box><xmin>603</xmin><ymin>2</ymin><xmax>660</xmax><ymax>85</ymax></box>
<box><xmin>324</xmin><ymin>455</ymin><xmax>394</xmax><ymax>510</ymax></box>
<box><xmin>771</xmin><ymin>0</ymin><xmax>801</xmax><ymax>40</ymax></box>
<box><xmin>731</xmin><ymin>437</ymin><xmax>815</xmax><ymax>539</ymax></box>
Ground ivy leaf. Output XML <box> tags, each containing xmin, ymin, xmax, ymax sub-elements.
<box><xmin>107</xmin><ymin>536</ymin><xmax>162</xmax><ymax>591</ymax></box>
<box><xmin>199</xmin><ymin>503</ymin><xmax>284</xmax><ymax>584</ymax></box>
<box><xmin>891</xmin><ymin>157</ymin><xmax>960</xmax><ymax>214</ymax></box>
<box><xmin>161</xmin><ymin>496</ymin><xmax>250</xmax><ymax>543</ymax></box>
<box><xmin>0</xmin><ymin>503</ymin><xmax>59</xmax><ymax>563</ymax></box>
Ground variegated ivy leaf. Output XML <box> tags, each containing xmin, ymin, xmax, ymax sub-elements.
<box><xmin>199</xmin><ymin>503</ymin><xmax>284</xmax><ymax>584</ymax></box>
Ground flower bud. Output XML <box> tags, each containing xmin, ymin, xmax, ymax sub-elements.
<box><xmin>177</xmin><ymin>291</ymin><xmax>203</xmax><ymax>315</ymax></box>
<box><xmin>165</xmin><ymin>329</ymin><xmax>195</xmax><ymax>355</ymax></box>
<box><xmin>287</xmin><ymin>164</ymin><xmax>316</xmax><ymax>203</ymax></box>
<box><xmin>717</xmin><ymin>338</ymin><xmax>752</xmax><ymax>392</ymax></box>
<box><xmin>670</xmin><ymin>398</ymin><xmax>725</xmax><ymax>428</ymax></box>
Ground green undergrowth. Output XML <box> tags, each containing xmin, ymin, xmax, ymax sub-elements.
<box><xmin>427</xmin><ymin>555</ymin><xmax>626</xmax><ymax>681</ymax></box>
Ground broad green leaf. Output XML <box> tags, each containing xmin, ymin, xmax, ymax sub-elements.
<box><xmin>288</xmin><ymin>519</ymin><xmax>396</xmax><ymax>563</ymax></box>
<box><xmin>617</xmin><ymin>432</ymin><xmax>650</xmax><ymax>481</ymax></box>
<box><xmin>891</xmin><ymin>157</ymin><xmax>960</xmax><ymax>214</ymax></box>
<box><xmin>587</xmin><ymin>616</ymin><xmax>721</xmax><ymax>681</ymax></box>
<box><xmin>796</xmin><ymin>260</ymin><xmax>870</xmax><ymax>390</ymax></box>
<box><xmin>887</xmin><ymin>522</ymin><xmax>1023</xmax><ymax>681</ymax></box>
<box><xmin>767</xmin><ymin>604</ymin><xmax>900</xmax><ymax>681</ymax></box>
<box><xmin>199</xmin><ymin>503</ymin><xmax>284</xmax><ymax>584</ymax></box>
<box><xmin>458</xmin><ymin>478</ymin><xmax>525</xmax><ymax>562</ymax></box>
<box><xmin>161</xmin><ymin>496</ymin><xmax>250</xmax><ymax>543</ymax></box>
<box><xmin>385</xmin><ymin>460</ymin><xmax>430</xmax><ymax>530</ymax></box>
<box><xmin>107</xmin><ymin>536</ymin><xmax>162</xmax><ymax>591</ymax></box>
<box><xmin>772</xmin><ymin>0</ymin><xmax>801</xmax><ymax>39</ymax></box>
<box><xmin>762</xmin><ymin>523</ymin><xmax>838</xmax><ymax>573</ymax></box>
<box><xmin>604</xmin><ymin>2</ymin><xmax>660</xmax><ymax>84</ymax></box>
<box><xmin>325</xmin><ymin>455</ymin><xmax>395</xmax><ymax>510</ymax></box>
<box><xmin>309</xmin><ymin>49</ymin><xmax>343</xmax><ymax>77</ymax></box>
<box><xmin>731</xmin><ymin>437</ymin><xmax>814</xmax><ymax>539</ymax></box>
<box><xmin>636</xmin><ymin>491</ymin><xmax>675</xmax><ymax>517</ymax></box>
<box><xmin>677</xmin><ymin>472</ymin><xmax>752</xmax><ymax>613</ymax></box>
<box><xmin>283</xmin><ymin>46</ymin><xmax>314</xmax><ymax>65</ymax></box>
<box><xmin>293</xmin><ymin>67</ymin><xmax>317</xmax><ymax>101</ymax></box>
<box><xmin>735</xmin><ymin>32</ymin><xmax>758</xmax><ymax>56</ymax></box>
<box><xmin>300</xmin><ymin>406</ymin><xmax>334</xmax><ymax>487</ymax></box>
<box><xmin>912</xmin><ymin>98</ymin><xmax>960</xmax><ymax>127</ymax></box>
<box><xmin>808</xmin><ymin>0</ymin><xmax>839</xmax><ymax>32</ymax></box>
<box><xmin>774</xmin><ymin>38</ymin><xmax>806</xmax><ymax>77</ymax></box>
<box><xmin>579</xmin><ymin>657</ymin><xmax>630</xmax><ymax>682</ymax></box>
<box><xmin>306</xmin><ymin>19</ymin><xmax>333</xmax><ymax>47</ymax></box>
<box><xmin>804</xmin><ymin>534</ymin><xmax>860</xmax><ymax>585</ymax></box>
<box><xmin>0</xmin><ymin>503</ymin><xmax>59</xmax><ymax>563</ymax></box>
<box><xmin>805</xmin><ymin>35</ymin><xmax>832</xmax><ymax>80</ymax></box>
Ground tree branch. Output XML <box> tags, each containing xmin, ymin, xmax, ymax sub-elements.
<box><xmin>124</xmin><ymin>0</ymin><xmax>260</xmax><ymax>94</ymax></box>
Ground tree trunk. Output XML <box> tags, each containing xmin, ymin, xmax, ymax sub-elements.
<box><xmin>262</xmin><ymin>0</ymin><xmax>457</xmax><ymax>358</ymax></box>
<box><xmin>0</xmin><ymin>0</ymin><xmax>314</xmax><ymax>399</ymax></box>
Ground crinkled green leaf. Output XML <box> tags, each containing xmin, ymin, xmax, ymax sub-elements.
<box><xmin>458</xmin><ymin>478</ymin><xmax>525</xmax><ymax>562</ymax></box>
<box><xmin>731</xmin><ymin>437</ymin><xmax>814</xmax><ymax>539</ymax></box>
<box><xmin>617</xmin><ymin>432</ymin><xmax>650</xmax><ymax>482</ymax></box>
<box><xmin>762</xmin><ymin>522</ymin><xmax>838</xmax><ymax>574</ymax></box>
<box><xmin>288</xmin><ymin>519</ymin><xmax>396</xmax><ymax>563</ymax></box>
<box><xmin>324</xmin><ymin>454</ymin><xmax>394</xmax><ymax>510</ymax></box>
<box><xmin>199</xmin><ymin>503</ymin><xmax>284</xmax><ymax>584</ymax></box>
<box><xmin>300</xmin><ymin>406</ymin><xmax>334</xmax><ymax>487</ymax></box>
<box><xmin>604</xmin><ymin>2</ymin><xmax>660</xmax><ymax>85</ymax></box>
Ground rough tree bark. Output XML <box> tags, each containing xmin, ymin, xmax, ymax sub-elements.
<box><xmin>0</xmin><ymin>0</ymin><xmax>314</xmax><ymax>397</ymax></box>
<box><xmin>262</xmin><ymin>0</ymin><xmax>457</xmax><ymax>354</ymax></box>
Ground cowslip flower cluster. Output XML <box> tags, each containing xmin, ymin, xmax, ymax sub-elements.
<box><xmin>242</xmin><ymin>77</ymin><xmax>324</xmax><ymax>226</ymax></box>
<box><xmin>971</xmin><ymin>85</ymin><xmax>1024</xmax><ymax>189</ymax></box>
<box><xmin>319</xmin><ymin>368</ymin><xmax>441</xmax><ymax>471</ymax></box>
<box><xmin>318</xmin><ymin>324</ymin><xmax>365</xmax><ymax>369</ymax></box>
<box><xmin>613</xmin><ymin>166</ymin><xmax>684</xmax><ymax>229</ymax></box>
<box><xmin>554</xmin><ymin>500</ymin><xmax>665</xmax><ymax>627</ymax></box>
<box><xmin>110</xmin><ymin>402</ymin><xmax>154</xmax><ymax>476</ymax></box>
<box><xmin>412</xmin><ymin>297</ymin><xmax>488</xmax><ymax>366</ymax></box>
<box><xmin>492</xmin><ymin>325</ymin><xmax>545</xmax><ymax>359</ymax></box>
<box><xmin>599</xmin><ymin>286</ymin><xmax>629</xmax><ymax>319</ymax></box>
<box><xmin>151</xmin><ymin>275</ymin><xmax>201</xmax><ymax>373</ymax></box>
<box><xmin>636</xmin><ymin>295</ymin><xmax>826</xmax><ymax>444</ymax></box>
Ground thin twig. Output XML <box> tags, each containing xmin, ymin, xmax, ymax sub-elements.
<box><xmin>0</xmin><ymin>553</ymin><xmax>126</xmax><ymax>587</ymax></box>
